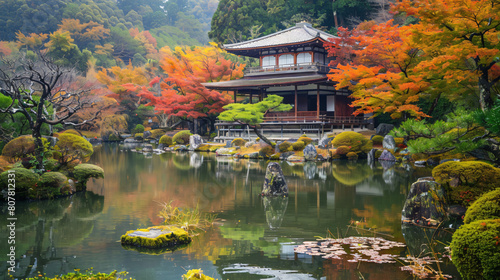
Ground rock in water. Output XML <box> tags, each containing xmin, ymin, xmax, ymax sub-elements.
<box><xmin>262</xmin><ymin>162</ymin><xmax>288</xmax><ymax>196</ymax></box>
<box><xmin>303</xmin><ymin>144</ymin><xmax>318</xmax><ymax>161</ymax></box>
<box><xmin>367</xmin><ymin>148</ymin><xmax>377</xmax><ymax>163</ymax></box>
<box><xmin>143</xmin><ymin>130</ymin><xmax>152</xmax><ymax>139</ymax></box>
<box><xmin>382</xmin><ymin>135</ymin><xmax>396</xmax><ymax>150</ymax></box>
<box><xmin>142</xmin><ymin>144</ymin><xmax>153</xmax><ymax>152</ymax></box>
<box><xmin>378</xmin><ymin>150</ymin><xmax>396</xmax><ymax>161</ymax></box>
<box><xmin>401</xmin><ymin>178</ymin><xmax>448</xmax><ymax>226</ymax></box>
<box><xmin>189</xmin><ymin>134</ymin><xmax>203</xmax><ymax>150</ymax></box>
<box><xmin>318</xmin><ymin>136</ymin><xmax>331</xmax><ymax>149</ymax></box>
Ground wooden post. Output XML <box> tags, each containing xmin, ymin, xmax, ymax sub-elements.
<box><xmin>234</xmin><ymin>90</ymin><xmax>238</xmax><ymax>102</ymax></box>
<box><xmin>294</xmin><ymin>85</ymin><xmax>298</xmax><ymax>121</ymax></box>
<box><xmin>250</xmin><ymin>93</ymin><xmax>253</xmax><ymax>104</ymax></box>
<box><xmin>316</xmin><ymin>84</ymin><xmax>320</xmax><ymax>120</ymax></box>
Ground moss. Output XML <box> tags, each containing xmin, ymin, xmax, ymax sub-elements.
<box><xmin>347</xmin><ymin>152</ymin><xmax>358</xmax><ymax>160</ymax></box>
<box><xmin>270</xmin><ymin>153</ymin><xmax>281</xmax><ymax>160</ymax></box>
<box><xmin>450</xmin><ymin>219</ymin><xmax>500</xmax><ymax>280</ymax></box>
<box><xmin>394</xmin><ymin>137</ymin><xmax>405</xmax><ymax>145</ymax></box>
<box><xmin>335</xmin><ymin>145</ymin><xmax>350</xmax><ymax>156</ymax></box>
<box><xmin>464</xmin><ymin>189</ymin><xmax>500</xmax><ymax>224</ymax></box>
<box><xmin>0</xmin><ymin>156</ymin><xmax>12</xmax><ymax>173</ymax></box>
<box><xmin>278</xmin><ymin>141</ymin><xmax>292</xmax><ymax>152</ymax></box>
<box><xmin>121</xmin><ymin>225</ymin><xmax>191</xmax><ymax>249</ymax></box>
<box><xmin>259</xmin><ymin>145</ymin><xmax>274</xmax><ymax>158</ymax></box>
<box><xmin>159</xmin><ymin>135</ymin><xmax>173</xmax><ymax>146</ymax></box>
<box><xmin>375</xmin><ymin>149</ymin><xmax>383</xmax><ymax>158</ymax></box>
<box><xmin>298</xmin><ymin>136</ymin><xmax>313</xmax><ymax>146</ymax></box>
<box><xmin>173</xmin><ymin>130</ymin><xmax>192</xmax><ymax>144</ymax></box>
<box><xmin>73</xmin><ymin>163</ymin><xmax>104</xmax><ymax>191</ymax></box>
<box><xmin>330</xmin><ymin>131</ymin><xmax>371</xmax><ymax>154</ymax></box>
<box><xmin>182</xmin><ymin>269</ymin><xmax>216</xmax><ymax>280</ymax></box>
<box><xmin>292</xmin><ymin>141</ymin><xmax>305</xmax><ymax>151</ymax></box>
<box><xmin>0</xmin><ymin>168</ymin><xmax>40</xmax><ymax>200</ymax></box>
<box><xmin>54</xmin><ymin>133</ymin><xmax>93</xmax><ymax>165</ymax></box>
<box><xmin>26</xmin><ymin>269</ymin><xmax>133</xmax><ymax>280</ymax></box>
<box><xmin>194</xmin><ymin>144</ymin><xmax>211</xmax><ymax>152</ymax></box>
<box><xmin>1</xmin><ymin>135</ymin><xmax>35</xmax><ymax>162</ymax></box>
<box><xmin>372</xmin><ymin>135</ymin><xmax>384</xmax><ymax>145</ymax></box>
<box><xmin>134</xmin><ymin>133</ymin><xmax>144</xmax><ymax>140</ymax></box>
<box><xmin>231</xmin><ymin>138</ymin><xmax>247</xmax><ymax>147</ymax></box>
<box><xmin>35</xmin><ymin>172</ymin><xmax>69</xmax><ymax>198</ymax></box>
<box><xmin>150</xmin><ymin>129</ymin><xmax>165</xmax><ymax>139</ymax></box>
<box><xmin>108</xmin><ymin>133</ymin><xmax>120</xmax><ymax>141</ymax></box>
<box><xmin>133</xmin><ymin>124</ymin><xmax>145</xmax><ymax>134</ymax></box>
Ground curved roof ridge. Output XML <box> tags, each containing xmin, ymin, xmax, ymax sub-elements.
<box><xmin>223</xmin><ymin>25</ymin><xmax>302</xmax><ymax>48</ymax></box>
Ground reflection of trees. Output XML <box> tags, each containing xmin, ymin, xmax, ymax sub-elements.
<box><xmin>263</xmin><ymin>196</ymin><xmax>288</xmax><ymax>229</ymax></box>
<box><xmin>331</xmin><ymin>161</ymin><xmax>373</xmax><ymax>186</ymax></box>
<box><xmin>0</xmin><ymin>192</ymin><xmax>104</xmax><ymax>279</ymax></box>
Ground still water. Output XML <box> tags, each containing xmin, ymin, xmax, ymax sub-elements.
<box><xmin>1</xmin><ymin>144</ymin><xmax>460</xmax><ymax>279</ymax></box>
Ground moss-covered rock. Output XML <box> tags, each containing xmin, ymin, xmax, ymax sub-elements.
<box><xmin>450</xmin><ymin>219</ymin><xmax>500</xmax><ymax>280</ymax></box>
<box><xmin>182</xmin><ymin>269</ymin><xmax>216</xmax><ymax>280</ymax></box>
<box><xmin>73</xmin><ymin>163</ymin><xmax>104</xmax><ymax>191</ymax></box>
<box><xmin>121</xmin><ymin>225</ymin><xmax>191</xmax><ymax>249</ymax></box>
<box><xmin>0</xmin><ymin>168</ymin><xmax>39</xmax><ymax>200</ymax></box>
<box><xmin>401</xmin><ymin>178</ymin><xmax>448</xmax><ymax>226</ymax></box>
<box><xmin>262</xmin><ymin>162</ymin><xmax>288</xmax><ymax>196</ymax></box>
<box><xmin>278</xmin><ymin>141</ymin><xmax>292</xmax><ymax>152</ymax></box>
<box><xmin>134</xmin><ymin>133</ymin><xmax>144</xmax><ymax>140</ymax></box>
<box><xmin>231</xmin><ymin>138</ymin><xmax>247</xmax><ymax>147</ymax></box>
<box><xmin>173</xmin><ymin>130</ymin><xmax>192</xmax><ymax>144</ymax></box>
<box><xmin>464</xmin><ymin>189</ymin><xmax>500</xmax><ymax>224</ymax></box>
<box><xmin>292</xmin><ymin>141</ymin><xmax>305</xmax><ymax>151</ymax></box>
<box><xmin>259</xmin><ymin>145</ymin><xmax>274</xmax><ymax>158</ymax></box>
<box><xmin>159</xmin><ymin>135</ymin><xmax>173</xmax><ymax>146</ymax></box>
<box><xmin>432</xmin><ymin>161</ymin><xmax>500</xmax><ymax>206</ymax></box>
<box><xmin>371</xmin><ymin>135</ymin><xmax>384</xmax><ymax>145</ymax></box>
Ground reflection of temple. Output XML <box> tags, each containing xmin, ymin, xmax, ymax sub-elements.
<box><xmin>203</xmin><ymin>23</ymin><xmax>372</xmax><ymax>140</ymax></box>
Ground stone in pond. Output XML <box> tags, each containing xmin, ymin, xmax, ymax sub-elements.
<box><xmin>189</xmin><ymin>134</ymin><xmax>203</xmax><ymax>150</ymax></box>
<box><xmin>303</xmin><ymin>144</ymin><xmax>318</xmax><ymax>161</ymax></box>
<box><xmin>262</xmin><ymin>162</ymin><xmax>288</xmax><ymax>196</ymax></box>
<box><xmin>121</xmin><ymin>225</ymin><xmax>191</xmax><ymax>249</ymax></box>
<box><xmin>378</xmin><ymin>150</ymin><xmax>396</xmax><ymax>162</ymax></box>
<box><xmin>383</xmin><ymin>135</ymin><xmax>396</xmax><ymax>150</ymax></box>
<box><xmin>401</xmin><ymin>178</ymin><xmax>447</xmax><ymax>226</ymax></box>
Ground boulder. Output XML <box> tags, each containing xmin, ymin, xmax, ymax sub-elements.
<box><xmin>448</xmin><ymin>205</ymin><xmax>467</xmax><ymax>218</ymax></box>
<box><xmin>121</xmin><ymin>226</ymin><xmax>191</xmax><ymax>249</ymax></box>
<box><xmin>382</xmin><ymin>135</ymin><xmax>396</xmax><ymax>150</ymax></box>
<box><xmin>189</xmin><ymin>134</ymin><xmax>203</xmax><ymax>150</ymax></box>
<box><xmin>244</xmin><ymin>141</ymin><xmax>256</xmax><ymax>148</ymax></box>
<box><xmin>124</xmin><ymin>138</ymin><xmax>140</xmax><ymax>143</ymax></box>
<box><xmin>262</xmin><ymin>162</ymin><xmax>288</xmax><ymax>196</ymax></box>
<box><xmin>378</xmin><ymin>150</ymin><xmax>396</xmax><ymax>161</ymax></box>
<box><xmin>173</xmin><ymin>145</ymin><xmax>188</xmax><ymax>152</ymax></box>
<box><xmin>376</xmin><ymin>123</ymin><xmax>394</xmax><ymax>136</ymax></box>
<box><xmin>157</xmin><ymin>143</ymin><xmax>165</xmax><ymax>150</ymax></box>
<box><xmin>367</xmin><ymin>148</ymin><xmax>377</xmax><ymax>163</ymax></box>
<box><xmin>401</xmin><ymin>178</ymin><xmax>447</xmax><ymax>226</ymax></box>
<box><xmin>318</xmin><ymin>136</ymin><xmax>331</xmax><ymax>149</ymax></box>
<box><xmin>142</xmin><ymin>144</ymin><xmax>153</xmax><ymax>153</ymax></box>
<box><xmin>143</xmin><ymin>130</ymin><xmax>152</xmax><ymax>139</ymax></box>
<box><xmin>225</xmin><ymin>141</ymin><xmax>232</xmax><ymax>148</ymax></box>
<box><xmin>216</xmin><ymin>148</ymin><xmax>237</xmax><ymax>156</ymax></box>
<box><xmin>303</xmin><ymin>144</ymin><xmax>318</xmax><ymax>161</ymax></box>
<box><xmin>287</xmin><ymin>155</ymin><xmax>305</xmax><ymax>162</ymax></box>
<box><xmin>280</xmin><ymin>152</ymin><xmax>295</xmax><ymax>160</ymax></box>
<box><xmin>245</xmin><ymin>152</ymin><xmax>259</xmax><ymax>159</ymax></box>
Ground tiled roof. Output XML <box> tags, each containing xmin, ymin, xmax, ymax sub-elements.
<box><xmin>202</xmin><ymin>74</ymin><xmax>328</xmax><ymax>90</ymax></box>
<box><xmin>223</xmin><ymin>22</ymin><xmax>337</xmax><ymax>50</ymax></box>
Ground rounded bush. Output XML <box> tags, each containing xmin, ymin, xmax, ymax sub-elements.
<box><xmin>231</xmin><ymin>138</ymin><xmax>247</xmax><ymax>147</ymax></box>
<box><xmin>133</xmin><ymin>124</ymin><xmax>145</xmax><ymax>134</ymax></box>
<box><xmin>331</xmin><ymin>131</ymin><xmax>371</xmax><ymax>154</ymax></box>
<box><xmin>150</xmin><ymin>129</ymin><xmax>165</xmax><ymax>139</ymax></box>
<box><xmin>259</xmin><ymin>145</ymin><xmax>274</xmax><ymax>158</ymax></box>
<box><xmin>134</xmin><ymin>133</ymin><xmax>144</xmax><ymax>140</ymax></box>
<box><xmin>54</xmin><ymin>133</ymin><xmax>93</xmax><ymax>165</ymax></box>
<box><xmin>1</xmin><ymin>135</ymin><xmax>35</xmax><ymax>162</ymax></box>
<box><xmin>159</xmin><ymin>135</ymin><xmax>173</xmax><ymax>146</ymax></box>
<box><xmin>108</xmin><ymin>134</ymin><xmax>120</xmax><ymax>141</ymax></box>
<box><xmin>347</xmin><ymin>152</ymin><xmax>358</xmax><ymax>160</ymax></box>
<box><xmin>450</xmin><ymin>219</ymin><xmax>500</xmax><ymax>280</ymax></box>
<box><xmin>335</xmin><ymin>146</ymin><xmax>350</xmax><ymax>155</ymax></box>
<box><xmin>278</xmin><ymin>141</ymin><xmax>292</xmax><ymax>152</ymax></box>
<box><xmin>37</xmin><ymin>172</ymin><xmax>69</xmax><ymax>198</ymax></box>
<box><xmin>372</xmin><ymin>135</ymin><xmax>384</xmax><ymax>145</ymax></box>
<box><xmin>0</xmin><ymin>168</ymin><xmax>40</xmax><ymax>200</ymax></box>
<box><xmin>173</xmin><ymin>130</ymin><xmax>192</xmax><ymax>145</ymax></box>
<box><xmin>73</xmin><ymin>163</ymin><xmax>104</xmax><ymax>191</ymax></box>
<box><xmin>464</xmin><ymin>189</ymin><xmax>500</xmax><ymax>224</ymax></box>
<box><xmin>292</xmin><ymin>141</ymin><xmax>305</xmax><ymax>151</ymax></box>
<box><xmin>298</xmin><ymin>136</ymin><xmax>313</xmax><ymax>146</ymax></box>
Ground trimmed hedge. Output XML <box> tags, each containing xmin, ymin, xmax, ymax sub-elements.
<box><xmin>278</xmin><ymin>141</ymin><xmax>292</xmax><ymax>152</ymax></box>
<box><xmin>0</xmin><ymin>168</ymin><xmax>39</xmax><ymax>200</ymax></box>
<box><xmin>159</xmin><ymin>135</ymin><xmax>173</xmax><ymax>146</ymax></box>
<box><xmin>292</xmin><ymin>141</ymin><xmax>305</xmax><ymax>151</ymax></box>
<box><xmin>331</xmin><ymin>131</ymin><xmax>372</xmax><ymax>154</ymax></box>
<box><xmin>464</xmin><ymin>189</ymin><xmax>500</xmax><ymax>224</ymax></box>
<box><xmin>259</xmin><ymin>145</ymin><xmax>274</xmax><ymax>158</ymax></box>
<box><xmin>54</xmin><ymin>133</ymin><xmax>93</xmax><ymax>165</ymax></box>
<box><xmin>298</xmin><ymin>136</ymin><xmax>313</xmax><ymax>146</ymax></box>
<box><xmin>231</xmin><ymin>138</ymin><xmax>247</xmax><ymax>147</ymax></box>
<box><xmin>73</xmin><ymin>163</ymin><xmax>104</xmax><ymax>191</ymax></box>
<box><xmin>1</xmin><ymin>135</ymin><xmax>35</xmax><ymax>162</ymax></box>
<box><xmin>372</xmin><ymin>135</ymin><xmax>384</xmax><ymax>145</ymax></box>
<box><xmin>173</xmin><ymin>130</ymin><xmax>192</xmax><ymax>144</ymax></box>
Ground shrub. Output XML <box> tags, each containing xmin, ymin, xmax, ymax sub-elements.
<box><xmin>173</xmin><ymin>130</ymin><xmax>192</xmax><ymax>144</ymax></box>
<box><xmin>53</xmin><ymin>133</ymin><xmax>93</xmax><ymax>166</ymax></box>
<box><xmin>150</xmin><ymin>129</ymin><xmax>165</xmax><ymax>139</ymax></box>
<box><xmin>0</xmin><ymin>156</ymin><xmax>11</xmax><ymax>172</ymax></box>
<box><xmin>331</xmin><ymin>131</ymin><xmax>371</xmax><ymax>153</ymax></box>
<box><xmin>372</xmin><ymin>135</ymin><xmax>384</xmax><ymax>145</ymax></box>
<box><xmin>231</xmin><ymin>138</ymin><xmax>247</xmax><ymax>147</ymax></box>
<box><xmin>36</xmin><ymin>172</ymin><xmax>69</xmax><ymax>198</ymax></box>
<box><xmin>0</xmin><ymin>168</ymin><xmax>39</xmax><ymax>200</ymax></box>
<box><xmin>347</xmin><ymin>152</ymin><xmax>358</xmax><ymax>160</ymax></box>
<box><xmin>73</xmin><ymin>163</ymin><xmax>104</xmax><ymax>191</ymax></box>
<box><xmin>61</xmin><ymin>129</ymin><xmax>81</xmax><ymax>136</ymax></box>
<box><xmin>335</xmin><ymin>146</ymin><xmax>350</xmax><ymax>155</ymax></box>
<box><xmin>259</xmin><ymin>145</ymin><xmax>274</xmax><ymax>158</ymax></box>
<box><xmin>298</xmin><ymin>136</ymin><xmax>313</xmax><ymax>145</ymax></box>
<box><xmin>464</xmin><ymin>189</ymin><xmax>500</xmax><ymax>224</ymax></box>
<box><xmin>133</xmin><ymin>124</ymin><xmax>145</xmax><ymax>134</ymax></box>
<box><xmin>44</xmin><ymin>158</ymin><xmax>60</xmax><ymax>172</ymax></box>
<box><xmin>292</xmin><ymin>141</ymin><xmax>305</xmax><ymax>151</ymax></box>
<box><xmin>375</xmin><ymin>149</ymin><xmax>383</xmax><ymax>158</ymax></box>
<box><xmin>183</xmin><ymin>269</ymin><xmax>216</xmax><ymax>280</ymax></box>
<box><xmin>159</xmin><ymin>135</ymin><xmax>173</xmax><ymax>146</ymax></box>
<box><xmin>134</xmin><ymin>133</ymin><xmax>144</xmax><ymax>140</ymax></box>
<box><xmin>108</xmin><ymin>134</ymin><xmax>120</xmax><ymax>141</ymax></box>
<box><xmin>1</xmin><ymin>135</ymin><xmax>35</xmax><ymax>162</ymax></box>
<box><xmin>278</xmin><ymin>141</ymin><xmax>292</xmax><ymax>152</ymax></box>
<box><xmin>450</xmin><ymin>219</ymin><xmax>500</xmax><ymax>280</ymax></box>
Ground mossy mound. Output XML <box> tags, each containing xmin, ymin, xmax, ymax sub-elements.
<box><xmin>259</xmin><ymin>145</ymin><xmax>274</xmax><ymax>158</ymax></box>
<box><xmin>173</xmin><ymin>130</ymin><xmax>192</xmax><ymax>144</ymax></box>
<box><xmin>1</xmin><ymin>135</ymin><xmax>35</xmax><ymax>162</ymax></box>
<box><xmin>372</xmin><ymin>135</ymin><xmax>384</xmax><ymax>145</ymax></box>
<box><xmin>121</xmin><ymin>226</ymin><xmax>191</xmax><ymax>249</ymax></box>
<box><xmin>159</xmin><ymin>135</ymin><xmax>173</xmax><ymax>146</ymax></box>
<box><xmin>347</xmin><ymin>152</ymin><xmax>358</xmax><ymax>160</ymax></box>
<box><xmin>231</xmin><ymin>138</ymin><xmax>247</xmax><ymax>147</ymax></box>
<box><xmin>37</xmin><ymin>172</ymin><xmax>69</xmax><ymax>197</ymax></box>
<box><xmin>292</xmin><ymin>141</ymin><xmax>305</xmax><ymax>151</ymax></box>
<box><xmin>298</xmin><ymin>136</ymin><xmax>313</xmax><ymax>146</ymax></box>
<box><xmin>278</xmin><ymin>141</ymin><xmax>292</xmax><ymax>152</ymax></box>
<box><xmin>450</xmin><ymin>219</ymin><xmax>500</xmax><ymax>280</ymax></box>
<box><xmin>73</xmin><ymin>163</ymin><xmax>104</xmax><ymax>191</ymax></box>
<box><xmin>0</xmin><ymin>167</ymin><xmax>39</xmax><ymax>200</ymax></box>
<box><xmin>149</xmin><ymin>129</ymin><xmax>165</xmax><ymax>139</ymax></box>
<box><xmin>182</xmin><ymin>269</ymin><xmax>216</xmax><ymax>280</ymax></box>
<box><xmin>464</xmin><ymin>189</ymin><xmax>500</xmax><ymax>224</ymax></box>
<box><xmin>330</xmin><ymin>131</ymin><xmax>372</xmax><ymax>154</ymax></box>
<box><xmin>432</xmin><ymin>161</ymin><xmax>500</xmax><ymax>206</ymax></box>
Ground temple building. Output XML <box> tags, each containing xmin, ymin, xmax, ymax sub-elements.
<box><xmin>203</xmin><ymin>22</ymin><xmax>370</xmax><ymax>140</ymax></box>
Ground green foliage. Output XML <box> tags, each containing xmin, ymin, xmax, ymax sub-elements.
<box><xmin>372</xmin><ymin>135</ymin><xmax>384</xmax><ymax>145</ymax></box>
<box><xmin>108</xmin><ymin>134</ymin><xmax>120</xmax><ymax>141</ymax></box>
<box><xmin>278</xmin><ymin>141</ymin><xmax>292</xmax><ymax>152</ymax></box>
<box><xmin>36</xmin><ymin>172</ymin><xmax>69</xmax><ymax>198</ymax></box>
<box><xmin>335</xmin><ymin>146</ymin><xmax>350</xmax><ymax>155</ymax></box>
<box><xmin>231</xmin><ymin>138</ymin><xmax>247</xmax><ymax>147</ymax></box>
<box><xmin>259</xmin><ymin>145</ymin><xmax>274</xmax><ymax>158</ymax></box>
<box><xmin>1</xmin><ymin>135</ymin><xmax>35</xmax><ymax>162</ymax></box>
<box><xmin>298</xmin><ymin>136</ymin><xmax>313</xmax><ymax>146</ymax></box>
<box><xmin>182</xmin><ymin>269</ymin><xmax>216</xmax><ymax>280</ymax></box>
<box><xmin>121</xmin><ymin>225</ymin><xmax>191</xmax><ymax>249</ymax></box>
<box><xmin>158</xmin><ymin>201</ymin><xmax>217</xmax><ymax>232</ymax></box>
<box><xmin>173</xmin><ymin>130</ymin><xmax>192</xmax><ymax>144</ymax></box>
<box><xmin>44</xmin><ymin>158</ymin><xmax>60</xmax><ymax>172</ymax></box>
<box><xmin>331</xmin><ymin>131</ymin><xmax>371</xmax><ymax>154</ymax></box>
<box><xmin>347</xmin><ymin>152</ymin><xmax>358</xmax><ymax>160</ymax></box>
<box><xmin>474</xmin><ymin>99</ymin><xmax>500</xmax><ymax>136</ymax></box>
<box><xmin>0</xmin><ymin>168</ymin><xmax>40</xmax><ymax>200</ymax></box>
<box><xmin>133</xmin><ymin>124</ymin><xmax>145</xmax><ymax>134</ymax></box>
<box><xmin>219</xmin><ymin>95</ymin><xmax>292</xmax><ymax>126</ymax></box>
<box><xmin>450</xmin><ymin>219</ymin><xmax>500</xmax><ymax>280</ymax></box>
<box><xmin>26</xmin><ymin>268</ymin><xmax>133</xmax><ymax>280</ymax></box>
<box><xmin>159</xmin><ymin>135</ymin><xmax>173</xmax><ymax>146</ymax></box>
<box><xmin>54</xmin><ymin>133</ymin><xmax>93</xmax><ymax>165</ymax></box>
<box><xmin>464</xmin><ymin>189</ymin><xmax>500</xmax><ymax>224</ymax></box>
<box><xmin>134</xmin><ymin>133</ymin><xmax>143</xmax><ymax>140</ymax></box>
<box><xmin>292</xmin><ymin>141</ymin><xmax>305</xmax><ymax>151</ymax></box>
<box><xmin>150</xmin><ymin>129</ymin><xmax>165</xmax><ymax>139</ymax></box>
<box><xmin>73</xmin><ymin>163</ymin><xmax>104</xmax><ymax>191</ymax></box>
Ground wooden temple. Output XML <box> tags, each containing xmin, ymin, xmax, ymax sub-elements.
<box><xmin>203</xmin><ymin>22</ymin><xmax>371</xmax><ymax>140</ymax></box>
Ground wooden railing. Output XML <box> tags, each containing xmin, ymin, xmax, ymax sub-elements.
<box><xmin>262</xmin><ymin>111</ymin><xmax>367</xmax><ymax>124</ymax></box>
<box><xmin>245</xmin><ymin>63</ymin><xmax>330</xmax><ymax>75</ymax></box>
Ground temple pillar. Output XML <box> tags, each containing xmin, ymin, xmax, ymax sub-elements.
<box><xmin>234</xmin><ymin>90</ymin><xmax>238</xmax><ymax>102</ymax></box>
<box><xmin>294</xmin><ymin>85</ymin><xmax>298</xmax><ymax>119</ymax></box>
<box><xmin>317</xmin><ymin>84</ymin><xmax>320</xmax><ymax>119</ymax></box>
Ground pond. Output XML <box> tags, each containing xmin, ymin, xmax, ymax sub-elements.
<box><xmin>0</xmin><ymin>144</ymin><xmax>461</xmax><ymax>279</ymax></box>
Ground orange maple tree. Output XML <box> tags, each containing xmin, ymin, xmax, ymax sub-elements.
<box><xmin>126</xmin><ymin>45</ymin><xmax>245</xmax><ymax>131</ymax></box>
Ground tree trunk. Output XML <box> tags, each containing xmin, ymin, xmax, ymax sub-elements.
<box><xmin>479</xmin><ymin>71</ymin><xmax>494</xmax><ymax>111</ymax></box>
<box><xmin>427</xmin><ymin>93</ymin><xmax>441</xmax><ymax>116</ymax></box>
<box><xmin>252</xmin><ymin>126</ymin><xmax>274</xmax><ymax>147</ymax></box>
<box><xmin>32</xmin><ymin>126</ymin><xmax>45</xmax><ymax>171</ymax></box>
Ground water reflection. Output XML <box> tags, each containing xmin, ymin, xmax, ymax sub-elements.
<box><xmin>263</xmin><ymin>196</ymin><xmax>288</xmax><ymax>229</ymax></box>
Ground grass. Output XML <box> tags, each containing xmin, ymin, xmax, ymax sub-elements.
<box><xmin>158</xmin><ymin>201</ymin><xmax>217</xmax><ymax>233</ymax></box>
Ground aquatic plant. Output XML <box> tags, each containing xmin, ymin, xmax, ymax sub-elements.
<box><xmin>158</xmin><ymin>201</ymin><xmax>217</xmax><ymax>232</ymax></box>
<box><xmin>26</xmin><ymin>268</ymin><xmax>134</xmax><ymax>279</ymax></box>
